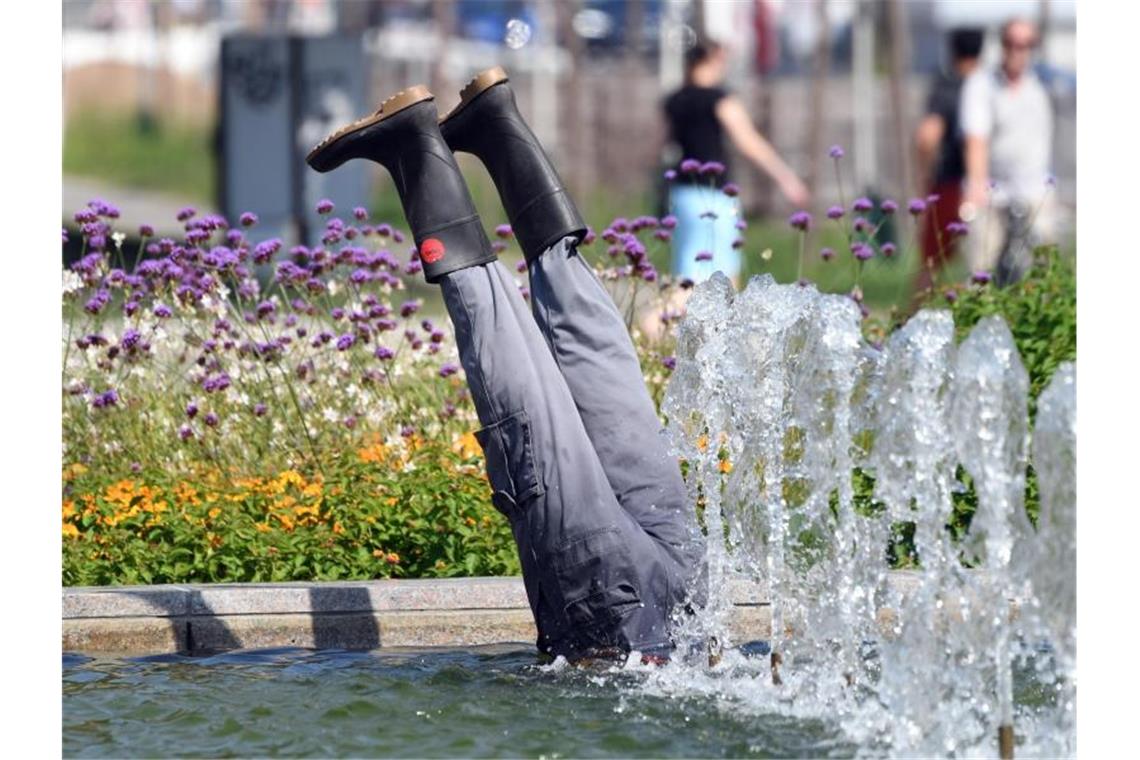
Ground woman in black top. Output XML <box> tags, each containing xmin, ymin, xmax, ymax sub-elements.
<box><xmin>662</xmin><ymin>39</ymin><xmax>809</xmax><ymax>286</ymax></box>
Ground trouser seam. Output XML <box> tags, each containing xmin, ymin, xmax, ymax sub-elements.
<box><xmin>452</xmin><ymin>270</ymin><xmax>502</xmax><ymax>423</ymax></box>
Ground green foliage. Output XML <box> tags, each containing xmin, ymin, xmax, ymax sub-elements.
<box><xmin>926</xmin><ymin>246</ymin><xmax>1076</xmax><ymax>421</ymax></box>
<box><xmin>62</xmin><ymin>439</ymin><xmax>519</xmax><ymax>586</ymax></box>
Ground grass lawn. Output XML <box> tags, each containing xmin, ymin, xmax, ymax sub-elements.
<box><xmin>64</xmin><ymin>110</ymin><xmax>216</xmax><ymax>203</ymax></box>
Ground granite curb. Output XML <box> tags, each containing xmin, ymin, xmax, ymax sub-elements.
<box><xmin>62</xmin><ymin>572</ymin><xmax>934</xmax><ymax>655</ymax></box>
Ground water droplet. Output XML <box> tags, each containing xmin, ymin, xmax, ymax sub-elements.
<box><xmin>504</xmin><ymin>18</ymin><xmax>532</xmax><ymax>49</ymax></box>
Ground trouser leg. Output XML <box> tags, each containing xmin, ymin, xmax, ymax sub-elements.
<box><xmin>527</xmin><ymin>237</ymin><xmax>705</xmax><ymax>586</ymax></box>
<box><xmin>440</xmin><ymin>261</ymin><xmax>682</xmax><ymax>657</ymax></box>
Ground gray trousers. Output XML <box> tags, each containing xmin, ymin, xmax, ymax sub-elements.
<box><xmin>440</xmin><ymin>237</ymin><xmax>704</xmax><ymax>659</ymax></box>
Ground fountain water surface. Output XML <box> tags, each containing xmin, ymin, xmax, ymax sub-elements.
<box><xmin>646</xmin><ymin>273</ymin><xmax>1076</xmax><ymax>758</ymax></box>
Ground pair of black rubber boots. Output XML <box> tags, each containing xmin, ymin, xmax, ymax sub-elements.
<box><xmin>306</xmin><ymin>67</ymin><xmax>585</xmax><ymax>282</ymax></box>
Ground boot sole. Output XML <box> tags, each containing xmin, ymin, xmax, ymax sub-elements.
<box><xmin>439</xmin><ymin>66</ymin><xmax>509</xmax><ymax>126</ymax></box>
<box><xmin>306</xmin><ymin>85</ymin><xmax>434</xmax><ymax>169</ymax></box>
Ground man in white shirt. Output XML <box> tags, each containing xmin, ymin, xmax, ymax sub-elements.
<box><xmin>959</xmin><ymin>18</ymin><xmax>1055</xmax><ymax>285</ymax></box>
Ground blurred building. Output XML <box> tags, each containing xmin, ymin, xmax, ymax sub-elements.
<box><xmin>63</xmin><ymin>0</ymin><xmax>1075</xmax><ymax>239</ymax></box>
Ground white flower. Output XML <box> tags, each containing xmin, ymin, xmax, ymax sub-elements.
<box><xmin>328</xmin><ymin>279</ymin><xmax>340</xmax><ymax>297</ymax></box>
<box><xmin>112</xmin><ymin>231</ymin><xmax>126</xmax><ymax>250</ymax></box>
<box><xmin>62</xmin><ymin>270</ymin><xmax>84</xmax><ymax>296</ymax></box>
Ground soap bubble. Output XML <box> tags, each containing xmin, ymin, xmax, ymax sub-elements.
<box><xmin>504</xmin><ymin>18</ymin><xmax>532</xmax><ymax>49</ymax></box>
<box><xmin>663</xmin><ymin>23</ymin><xmax>697</xmax><ymax>51</ymax></box>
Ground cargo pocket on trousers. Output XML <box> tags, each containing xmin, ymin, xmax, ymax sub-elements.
<box><xmin>474</xmin><ymin>410</ymin><xmax>544</xmax><ymax>521</ymax></box>
<box><xmin>552</xmin><ymin>526</ymin><xmax>643</xmax><ymax>632</ymax></box>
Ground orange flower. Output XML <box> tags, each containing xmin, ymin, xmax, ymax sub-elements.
<box><xmin>718</xmin><ymin>459</ymin><xmax>733</xmax><ymax>474</ymax></box>
<box><xmin>696</xmin><ymin>434</ymin><xmax>709</xmax><ymax>452</ymax></box>
<box><xmin>62</xmin><ymin>523</ymin><xmax>79</xmax><ymax>539</ymax></box>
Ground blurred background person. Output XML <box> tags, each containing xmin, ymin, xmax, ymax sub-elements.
<box><xmin>912</xmin><ymin>26</ymin><xmax>983</xmax><ymax>297</ymax></box>
<box><xmin>662</xmin><ymin>37</ymin><xmax>809</xmax><ymax>288</ymax></box>
<box><xmin>960</xmin><ymin>17</ymin><xmax>1055</xmax><ymax>285</ymax></box>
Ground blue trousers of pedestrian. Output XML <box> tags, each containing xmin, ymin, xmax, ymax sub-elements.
<box><xmin>440</xmin><ymin>237</ymin><xmax>705</xmax><ymax>660</ymax></box>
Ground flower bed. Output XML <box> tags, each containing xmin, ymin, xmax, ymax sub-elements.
<box><xmin>62</xmin><ymin>153</ymin><xmax>1073</xmax><ymax>585</ymax></box>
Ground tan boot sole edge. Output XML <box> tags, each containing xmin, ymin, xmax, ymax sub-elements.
<box><xmin>306</xmin><ymin>85</ymin><xmax>435</xmax><ymax>165</ymax></box>
<box><xmin>439</xmin><ymin>66</ymin><xmax>510</xmax><ymax>125</ymax></box>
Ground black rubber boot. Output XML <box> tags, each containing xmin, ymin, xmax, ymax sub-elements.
<box><xmin>306</xmin><ymin>86</ymin><xmax>496</xmax><ymax>284</ymax></box>
<box><xmin>439</xmin><ymin>67</ymin><xmax>587</xmax><ymax>263</ymax></box>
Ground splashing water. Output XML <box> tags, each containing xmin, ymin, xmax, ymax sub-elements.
<box><xmin>654</xmin><ymin>274</ymin><xmax>1076</xmax><ymax>758</ymax></box>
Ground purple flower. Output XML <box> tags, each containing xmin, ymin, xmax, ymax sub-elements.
<box><xmin>120</xmin><ymin>328</ymin><xmax>142</xmax><ymax>350</ymax></box>
<box><xmin>516</xmin><ymin>259</ymin><xmax>527</xmax><ymax>273</ymax></box>
<box><xmin>826</xmin><ymin>205</ymin><xmax>845</xmax><ymax>220</ymax></box>
<box><xmin>62</xmin><ymin>228</ymin><xmax>69</xmax><ymax>244</ymax></box>
<box><xmin>582</xmin><ymin>227</ymin><xmax>597</xmax><ymax>245</ymax></box>
<box><xmin>907</xmin><ymin>198</ymin><xmax>927</xmax><ymax>215</ymax></box>
<box><xmin>138</xmin><ymin>223</ymin><xmax>155</xmax><ymax>237</ymax></box>
<box><xmin>700</xmin><ymin>161</ymin><xmax>725</xmax><ymax>176</ymax></box>
<box><xmin>680</xmin><ymin>158</ymin><xmax>702</xmax><ymax>174</ymax></box>
<box><xmin>74</xmin><ymin>209</ymin><xmax>97</xmax><ymax>224</ymax></box>
<box><xmin>439</xmin><ymin>362</ymin><xmax>460</xmax><ymax>378</ymax></box>
<box><xmin>336</xmin><ymin>334</ymin><xmax>355</xmax><ymax>351</ymax></box>
<box><xmin>852</xmin><ymin>197</ymin><xmax>873</xmax><ymax>213</ymax></box>
<box><xmin>828</xmin><ymin>145</ymin><xmax>845</xmax><ymax>159</ymax></box>
<box><xmin>374</xmin><ymin>345</ymin><xmax>395</xmax><ymax>361</ymax></box>
<box><xmin>490</xmin><ymin>241</ymin><xmax>507</xmax><ymax>254</ymax></box>
<box><xmin>316</xmin><ymin>198</ymin><xmax>334</xmax><ymax>215</ymax></box>
<box><xmin>926</xmin><ymin>193</ymin><xmax>941</xmax><ymax>204</ymax></box>
<box><xmin>186</xmin><ymin>401</ymin><xmax>201</xmax><ymax>420</ymax></box>
<box><xmin>881</xmin><ymin>242</ymin><xmax>897</xmax><ymax>257</ymax></box>
<box><xmin>664</xmin><ymin>169</ymin><xmax>677</xmax><ymax>181</ymax></box>
<box><xmin>400</xmin><ymin>300</ymin><xmax>419</xmax><ymax>318</ymax></box>
<box><xmin>253</xmin><ymin>402</ymin><xmax>268</xmax><ymax>417</ymax></box>
<box><xmin>204</xmin><ymin>412</ymin><xmax>219</xmax><ymax>428</ymax></box>
<box><xmin>661</xmin><ymin>356</ymin><xmax>677</xmax><ymax>371</ymax></box>
<box><xmin>695</xmin><ymin>251</ymin><xmax>714</xmax><ymax>262</ymax></box>
<box><xmin>331</xmin><ymin>307</ymin><xmax>345</xmax><ymax>321</ymax></box>
<box><xmin>880</xmin><ymin>199</ymin><xmax>898</xmax><ymax>215</ymax></box>
<box><xmin>253</xmin><ymin>239</ymin><xmax>282</xmax><ymax>264</ymax></box>
<box><xmin>788</xmin><ymin>211</ymin><xmax>811</xmax><ymax>231</ymax></box>
<box><xmin>176</xmin><ymin>206</ymin><xmax>197</xmax><ymax>222</ymax></box>
<box><xmin>654</xmin><ymin>229</ymin><xmax>672</xmax><ymax>242</ymax></box>
<box><xmin>722</xmin><ymin>182</ymin><xmax>740</xmax><ymax>197</ymax></box>
<box><xmin>661</xmin><ymin>215</ymin><xmax>678</xmax><ymax>230</ymax></box>
<box><xmin>971</xmin><ymin>270</ymin><xmax>992</xmax><ymax>285</ymax></box>
<box><xmin>353</xmin><ymin>206</ymin><xmax>368</xmax><ymax>221</ymax></box>
<box><xmin>944</xmin><ymin>289</ymin><xmax>959</xmax><ymax>303</ymax></box>
<box><xmin>679</xmin><ymin>277</ymin><xmax>695</xmax><ymax>290</ymax></box>
<box><xmin>642</xmin><ymin>268</ymin><xmax>658</xmax><ymax>282</ymax></box>
<box><xmin>179</xmin><ymin>425</ymin><xmax>194</xmax><ymax>441</ymax></box>
<box><xmin>852</xmin><ymin>216</ymin><xmax>871</xmax><ymax>233</ymax></box>
<box><xmin>519</xmin><ymin>286</ymin><xmax>530</xmax><ymax>301</ymax></box>
<box><xmin>820</xmin><ymin>247</ymin><xmax>835</xmax><ymax>261</ymax></box>
<box><xmin>852</xmin><ymin>242</ymin><xmax>874</xmax><ymax>261</ymax></box>
<box><xmin>201</xmin><ymin>373</ymin><xmax>231</xmax><ymax>393</ymax></box>
<box><xmin>495</xmin><ymin>224</ymin><xmax>513</xmax><ymax>239</ymax></box>
<box><xmin>92</xmin><ymin>389</ymin><xmax>119</xmax><ymax>409</ymax></box>
<box><xmin>393</xmin><ymin>230</ymin><xmax>405</xmax><ymax>243</ymax></box>
<box><xmin>945</xmin><ymin>221</ymin><xmax>969</xmax><ymax>237</ymax></box>
<box><xmin>153</xmin><ymin>303</ymin><xmax>173</xmax><ymax>318</ymax></box>
<box><xmin>239</xmin><ymin>212</ymin><xmax>258</xmax><ymax>227</ymax></box>
<box><xmin>375</xmin><ymin>223</ymin><xmax>392</xmax><ymax>238</ymax></box>
<box><xmin>430</xmin><ymin>329</ymin><xmax>445</xmax><ymax>344</ymax></box>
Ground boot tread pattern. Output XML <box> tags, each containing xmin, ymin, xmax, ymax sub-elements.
<box><xmin>307</xmin><ymin>85</ymin><xmax>434</xmax><ymax>164</ymax></box>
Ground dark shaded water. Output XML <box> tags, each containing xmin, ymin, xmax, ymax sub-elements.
<box><xmin>63</xmin><ymin>645</ymin><xmax>855</xmax><ymax>758</ymax></box>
